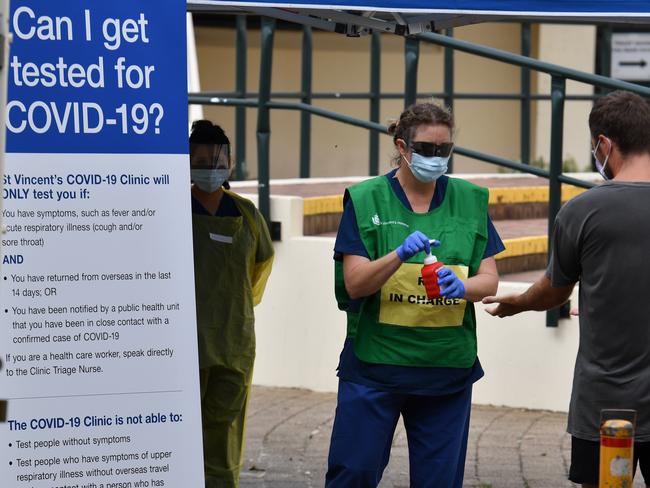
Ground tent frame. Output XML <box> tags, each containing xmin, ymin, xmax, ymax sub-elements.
<box><xmin>188</xmin><ymin>9</ymin><xmax>650</xmax><ymax>326</ymax></box>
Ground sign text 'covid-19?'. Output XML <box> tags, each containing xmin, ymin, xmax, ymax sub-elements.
<box><xmin>6</xmin><ymin>2</ymin><xmax>187</xmax><ymax>153</ymax></box>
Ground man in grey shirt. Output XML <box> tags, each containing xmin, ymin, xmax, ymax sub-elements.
<box><xmin>484</xmin><ymin>90</ymin><xmax>650</xmax><ymax>488</ymax></box>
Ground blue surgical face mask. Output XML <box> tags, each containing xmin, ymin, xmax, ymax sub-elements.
<box><xmin>403</xmin><ymin>152</ymin><xmax>449</xmax><ymax>183</ymax></box>
<box><xmin>592</xmin><ymin>139</ymin><xmax>612</xmax><ymax>181</ymax></box>
<box><xmin>191</xmin><ymin>168</ymin><xmax>230</xmax><ymax>193</ymax></box>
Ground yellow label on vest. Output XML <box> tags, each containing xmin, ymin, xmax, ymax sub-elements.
<box><xmin>379</xmin><ymin>263</ymin><xmax>468</xmax><ymax>327</ymax></box>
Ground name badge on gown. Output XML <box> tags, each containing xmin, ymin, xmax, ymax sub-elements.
<box><xmin>209</xmin><ymin>233</ymin><xmax>233</xmax><ymax>244</ymax></box>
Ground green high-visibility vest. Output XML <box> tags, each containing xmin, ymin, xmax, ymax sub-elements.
<box><xmin>335</xmin><ymin>175</ymin><xmax>488</xmax><ymax>368</ymax></box>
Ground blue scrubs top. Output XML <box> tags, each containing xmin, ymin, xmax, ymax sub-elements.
<box><xmin>334</xmin><ymin>169</ymin><xmax>505</xmax><ymax>395</ymax></box>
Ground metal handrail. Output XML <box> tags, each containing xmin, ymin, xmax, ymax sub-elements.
<box><xmin>191</xmin><ymin>90</ymin><xmax>604</xmax><ymax>101</ymax></box>
<box><xmin>416</xmin><ymin>31</ymin><xmax>650</xmax><ymax>95</ymax></box>
<box><xmin>189</xmin><ymin>20</ymin><xmax>649</xmax><ymax>326</ymax></box>
<box><xmin>188</xmin><ymin>95</ymin><xmax>595</xmax><ymax>190</ymax></box>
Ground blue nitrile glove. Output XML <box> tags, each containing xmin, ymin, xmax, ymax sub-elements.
<box><xmin>396</xmin><ymin>231</ymin><xmax>435</xmax><ymax>262</ymax></box>
<box><xmin>437</xmin><ymin>267</ymin><xmax>466</xmax><ymax>299</ymax></box>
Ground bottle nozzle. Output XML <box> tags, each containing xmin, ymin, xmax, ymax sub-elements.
<box><xmin>424</xmin><ymin>239</ymin><xmax>440</xmax><ymax>264</ymax></box>
<box><xmin>423</xmin><ymin>252</ymin><xmax>437</xmax><ymax>265</ymax></box>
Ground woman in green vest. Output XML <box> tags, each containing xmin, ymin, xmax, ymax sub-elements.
<box><xmin>190</xmin><ymin>120</ymin><xmax>274</xmax><ymax>488</ymax></box>
<box><xmin>326</xmin><ymin>103</ymin><xmax>504</xmax><ymax>487</ymax></box>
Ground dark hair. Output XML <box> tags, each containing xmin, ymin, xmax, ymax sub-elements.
<box><xmin>387</xmin><ymin>102</ymin><xmax>454</xmax><ymax>165</ymax></box>
<box><xmin>189</xmin><ymin>120</ymin><xmax>231</xmax><ymax>188</ymax></box>
<box><xmin>189</xmin><ymin>119</ymin><xmax>230</xmax><ymax>145</ymax></box>
<box><xmin>589</xmin><ymin>90</ymin><xmax>650</xmax><ymax>156</ymax></box>
<box><xmin>388</xmin><ymin>102</ymin><xmax>454</xmax><ymax>144</ymax></box>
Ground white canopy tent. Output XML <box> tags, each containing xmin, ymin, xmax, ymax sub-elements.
<box><xmin>184</xmin><ymin>0</ymin><xmax>650</xmax><ymax>222</ymax></box>
<box><xmin>184</xmin><ymin>0</ymin><xmax>650</xmax><ymax>328</ymax></box>
<box><xmin>188</xmin><ymin>0</ymin><xmax>650</xmax><ymax>35</ymax></box>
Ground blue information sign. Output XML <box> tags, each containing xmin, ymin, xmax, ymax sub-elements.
<box><xmin>7</xmin><ymin>0</ymin><xmax>187</xmax><ymax>154</ymax></box>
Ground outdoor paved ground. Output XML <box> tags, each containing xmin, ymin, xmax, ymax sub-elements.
<box><xmin>240</xmin><ymin>386</ymin><xmax>646</xmax><ymax>488</ymax></box>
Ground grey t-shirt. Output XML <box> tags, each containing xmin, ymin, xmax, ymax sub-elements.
<box><xmin>548</xmin><ymin>181</ymin><xmax>650</xmax><ymax>441</ymax></box>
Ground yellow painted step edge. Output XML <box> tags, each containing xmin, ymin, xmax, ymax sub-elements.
<box><xmin>303</xmin><ymin>186</ymin><xmax>586</xmax><ymax>216</ymax></box>
<box><xmin>488</xmin><ymin>185</ymin><xmax>586</xmax><ymax>205</ymax></box>
<box><xmin>303</xmin><ymin>195</ymin><xmax>344</xmax><ymax>216</ymax></box>
<box><xmin>497</xmin><ymin>236</ymin><xmax>547</xmax><ymax>260</ymax></box>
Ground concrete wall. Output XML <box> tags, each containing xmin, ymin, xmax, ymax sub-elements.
<box><xmin>194</xmin><ymin>22</ymin><xmax>524</xmax><ymax>178</ymax></box>
<box><xmin>194</xmin><ymin>21</ymin><xmax>600</xmax><ymax>179</ymax></box>
<box><xmin>246</xmin><ymin>192</ymin><xmax>579</xmax><ymax>412</ymax></box>
<box><xmin>533</xmin><ymin>25</ymin><xmax>596</xmax><ymax>171</ymax></box>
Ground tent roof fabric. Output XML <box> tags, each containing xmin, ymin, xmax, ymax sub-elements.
<box><xmin>189</xmin><ymin>0</ymin><xmax>650</xmax><ymax>32</ymax></box>
<box><xmin>191</xmin><ymin>0</ymin><xmax>650</xmax><ymax>16</ymax></box>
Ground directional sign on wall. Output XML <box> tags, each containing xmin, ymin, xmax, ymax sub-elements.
<box><xmin>611</xmin><ymin>32</ymin><xmax>650</xmax><ymax>81</ymax></box>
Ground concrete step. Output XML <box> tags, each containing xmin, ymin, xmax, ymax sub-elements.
<box><xmin>234</xmin><ymin>174</ymin><xmax>594</xmax><ymax>229</ymax></box>
<box><xmin>318</xmin><ymin>222</ymin><xmax>547</xmax><ymax>275</ymax></box>
<box><xmin>301</xmin><ymin>184</ymin><xmax>585</xmax><ymax>233</ymax></box>
<box><xmin>231</xmin><ymin>174</ymin><xmax>597</xmax><ymax>275</ymax></box>
<box><xmin>492</xmin><ymin>219</ymin><xmax>547</xmax><ymax>275</ymax></box>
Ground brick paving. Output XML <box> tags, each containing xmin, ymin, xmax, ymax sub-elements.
<box><xmin>491</xmin><ymin>219</ymin><xmax>547</xmax><ymax>240</ymax></box>
<box><xmin>240</xmin><ymin>386</ymin><xmax>646</xmax><ymax>488</ymax></box>
<box><xmin>500</xmin><ymin>269</ymin><xmax>547</xmax><ymax>283</ymax></box>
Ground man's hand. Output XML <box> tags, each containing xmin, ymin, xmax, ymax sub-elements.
<box><xmin>482</xmin><ymin>294</ymin><xmax>525</xmax><ymax>318</ymax></box>
<box><xmin>481</xmin><ymin>276</ymin><xmax>575</xmax><ymax>318</ymax></box>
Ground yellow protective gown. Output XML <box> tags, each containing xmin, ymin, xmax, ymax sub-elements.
<box><xmin>192</xmin><ymin>190</ymin><xmax>274</xmax><ymax>488</ymax></box>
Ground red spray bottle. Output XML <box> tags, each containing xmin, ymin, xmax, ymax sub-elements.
<box><xmin>421</xmin><ymin>251</ymin><xmax>445</xmax><ymax>299</ymax></box>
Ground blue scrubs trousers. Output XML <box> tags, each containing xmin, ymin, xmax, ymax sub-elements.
<box><xmin>325</xmin><ymin>379</ymin><xmax>472</xmax><ymax>488</ymax></box>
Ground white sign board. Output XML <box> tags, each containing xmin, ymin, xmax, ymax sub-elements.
<box><xmin>611</xmin><ymin>32</ymin><xmax>650</xmax><ymax>81</ymax></box>
<box><xmin>0</xmin><ymin>0</ymin><xmax>205</xmax><ymax>486</ymax></box>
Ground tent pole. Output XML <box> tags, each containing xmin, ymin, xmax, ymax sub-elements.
<box><xmin>546</xmin><ymin>76</ymin><xmax>566</xmax><ymax>328</ymax></box>
<box><xmin>444</xmin><ymin>28</ymin><xmax>455</xmax><ymax>172</ymax></box>
<box><xmin>0</xmin><ymin>0</ymin><xmax>11</xmax><ymax>420</ymax></box>
<box><xmin>257</xmin><ymin>17</ymin><xmax>275</xmax><ymax>234</ymax></box>
<box><xmin>520</xmin><ymin>22</ymin><xmax>531</xmax><ymax>165</ymax></box>
<box><xmin>0</xmin><ymin>0</ymin><xmax>10</xmax><ymax>255</ymax></box>
<box><xmin>598</xmin><ymin>26</ymin><xmax>612</xmax><ymax>95</ymax></box>
<box><xmin>299</xmin><ymin>25</ymin><xmax>313</xmax><ymax>178</ymax></box>
<box><xmin>235</xmin><ymin>15</ymin><xmax>248</xmax><ymax>180</ymax></box>
<box><xmin>404</xmin><ymin>37</ymin><xmax>419</xmax><ymax>108</ymax></box>
<box><xmin>369</xmin><ymin>31</ymin><xmax>381</xmax><ymax>176</ymax></box>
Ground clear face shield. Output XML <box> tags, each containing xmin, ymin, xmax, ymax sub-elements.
<box><xmin>190</xmin><ymin>143</ymin><xmax>232</xmax><ymax>171</ymax></box>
